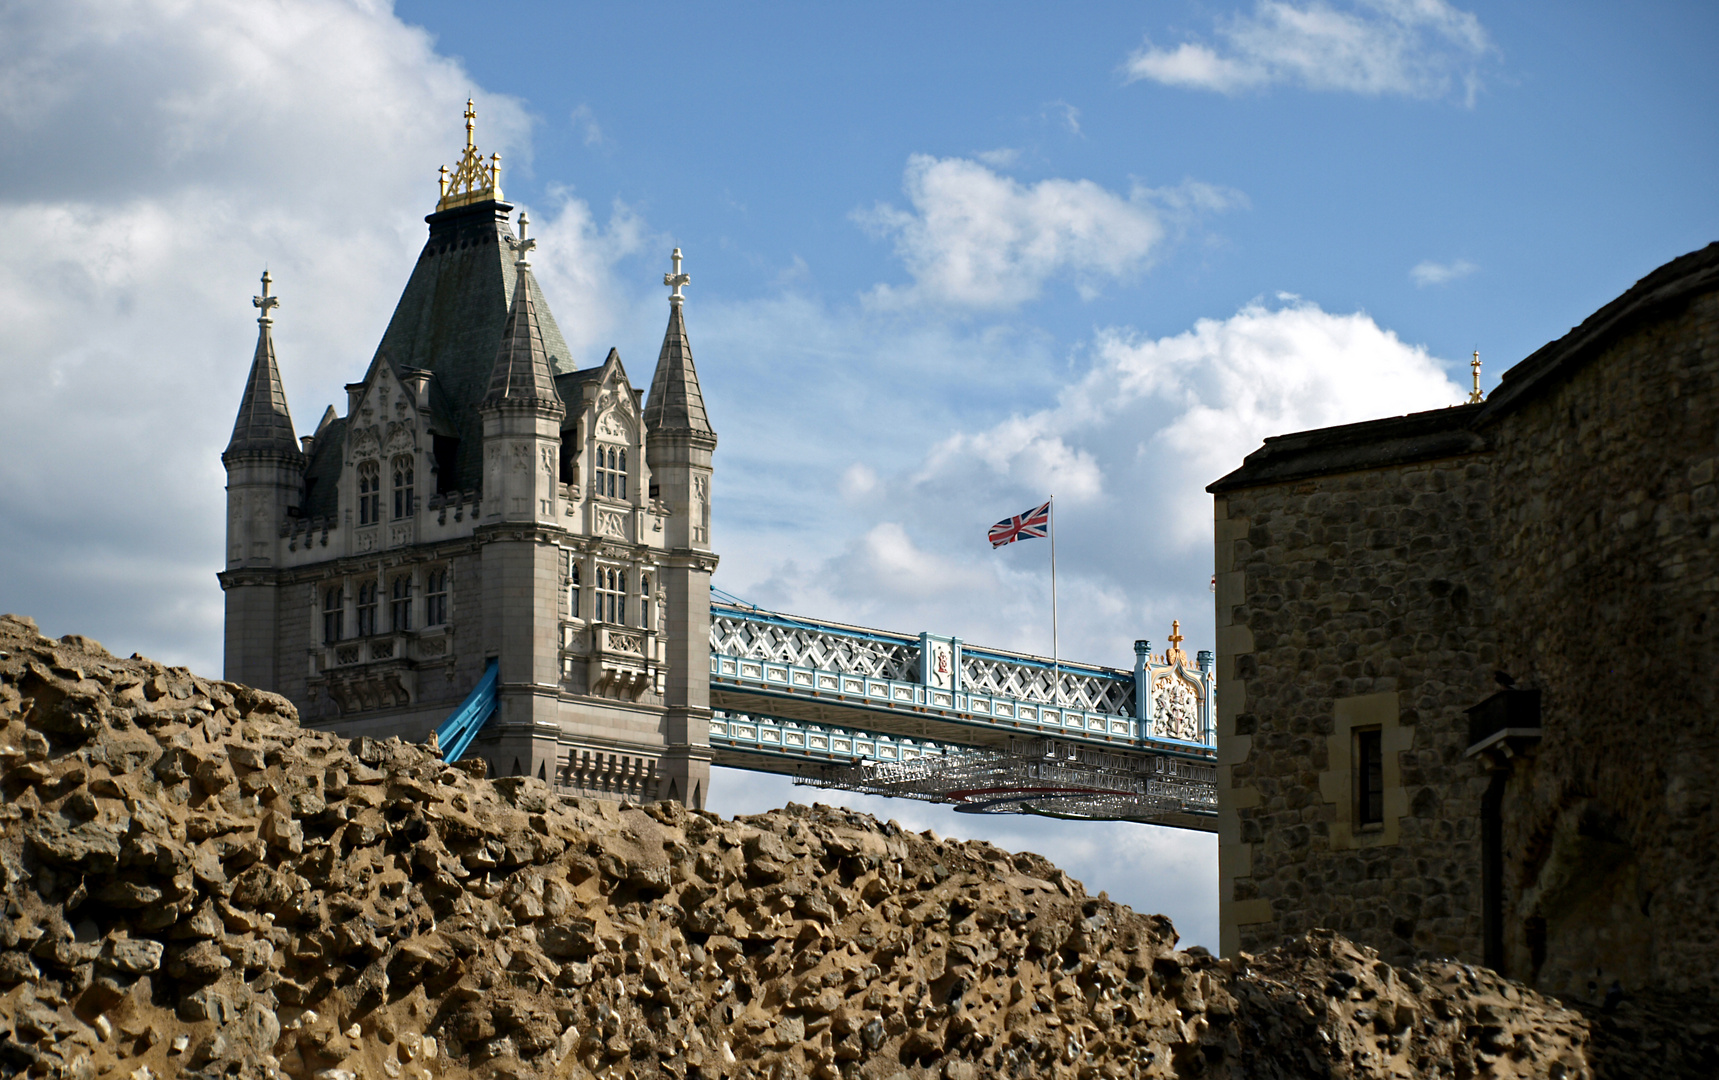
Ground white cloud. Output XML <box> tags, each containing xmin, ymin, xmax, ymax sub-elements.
<box><xmin>1043</xmin><ymin>100</ymin><xmax>1083</xmax><ymax>136</ymax></box>
<box><xmin>975</xmin><ymin>147</ymin><xmax>1020</xmax><ymax>168</ymax></box>
<box><xmin>1411</xmin><ymin>257</ymin><xmax>1478</xmax><ymax>286</ymax></box>
<box><xmin>855</xmin><ymin>155</ymin><xmax>1237</xmax><ymax>310</ymax></box>
<box><xmin>726</xmin><ymin>298</ymin><xmax>1463</xmax><ymax>666</ymax></box>
<box><xmin>0</xmin><ymin>0</ymin><xmax>635</xmax><ymax>672</ymax></box>
<box><xmin>569</xmin><ymin>103</ymin><xmax>604</xmax><ymax>146</ymax></box>
<box><xmin>1126</xmin><ymin>0</ymin><xmax>1495</xmax><ymax>104</ymax></box>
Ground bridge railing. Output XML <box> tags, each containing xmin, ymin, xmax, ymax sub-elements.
<box><xmin>709</xmin><ymin>602</ymin><xmax>1216</xmax><ymax>750</ymax></box>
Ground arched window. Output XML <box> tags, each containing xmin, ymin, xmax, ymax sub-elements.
<box><xmin>393</xmin><ymin>457</ymin><xmax>414</xmax><ymax>519</ymax></box>
<box><xmin>597</xmin><ymin>567</ymin><xmax>625</xmax><ymax>624</ymax></box>
<box><xmin>425</xmin><ymin>569</ymin><xmax>448</xmax><ymax>626</ymax></box>
<box><xmin>567</xmin><ymin>559</ymin><xmax>581</xmax><ymax>620</ymax></box>
<box><xmin>617</xmin><ymin>449</ymin><xmax>628</xmax><ymax>499</ymax></box>
<box><xmin>390</xmin><ymin>575</ymin><xmax>412</xmax><ymax>631</ymax></box>
<box><xmin>594</xmin><ymin>446</ymin><xmax>629</xmax><ymax>500</ymax></box>
<box><xmin>639</xmin><ymin>573</ymin><xmax>650</xmax><ymax>631</ymax></box>
<box><xmin>357</xmin><ymin>461</ymin><xmax>380</xmax><ymax>525</ymax></box>
<box><xmin>356</xmin><ymin>581</ymin><xmax>378</xmax><ymax>637</ymax></box>
<box><xmin>323</xmin><ymin>585</ymin><xmax>344</xmax><ymax>642</ymax></box>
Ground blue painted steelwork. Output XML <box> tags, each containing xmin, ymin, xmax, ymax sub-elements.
<box><xmin>435</xmin><ymin>659</ymin><xmax>498</xmax><ymax>762</ymax></box>
<box><xmin>709</xmin><ymin>710</ymin><xmax>959</xmax><ymax>766</ymax></box>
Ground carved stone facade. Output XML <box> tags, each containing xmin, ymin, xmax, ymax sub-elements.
<box><xmin>220</xmin><ymin>118</ymin><xmax>717</xmax><ymax>807</ymax></box>
<box><xmin>1208</xmin><ymin>243</ymin><xmax>1719</xmax><ymax>999</ymax></box>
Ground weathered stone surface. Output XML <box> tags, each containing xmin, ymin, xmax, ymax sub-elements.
<box><xmin>3</xmin><ymin>615</ymin><xmax>1707</xmax><ymax>1079</ymax></box>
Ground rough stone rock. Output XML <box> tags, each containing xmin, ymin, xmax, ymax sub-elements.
<box><xmin>0</xmin><ymin>614</ymin><xmax>1712</xmax><ymax>1080</ymax></box>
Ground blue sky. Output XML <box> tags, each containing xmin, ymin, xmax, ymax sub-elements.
<box><xmin>0</xmin><ymin>0</ymin><xmax>1714</xmax><ymax>948</ymax></box>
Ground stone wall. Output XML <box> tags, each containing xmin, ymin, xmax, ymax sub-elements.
<box><xmin>1214</xmin><ymin>447</ymin><xmax>1498</xmax><ymax>965</ymax></box>
<box><xmin>1210</xmin><ymin>243</ymin><xmax>1719</xmax><ymax>997</ymax></box>
<box><xmin>1489</xmin><ymin>289</ymin><xmax>1719</xmax><ymax>995</ymax></box>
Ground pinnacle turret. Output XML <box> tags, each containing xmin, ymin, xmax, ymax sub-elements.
<box><xmin>644</xmin><ymin>248</ymin><xmax>714</xmax><ymax>438</ymax></box>
<box><xmin>482</xmin><ymin>213</ymin><xmax>561</xmax><ymax>410</ymax></box>
<box><xmin>224</xmin><ymin>270</ymin><xmax>299</xmax><ymax>459</ymax></box>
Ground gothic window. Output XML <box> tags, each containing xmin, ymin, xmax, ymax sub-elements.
<box><xmin>357</xmin><ymin>581</ymin><xmax>378</xmax><ymax>637</ymax></box>
<box><xmin>323</xmin><ymin>586</ymin><xmax>344</xmax><ymax>643</ymax></box>
<box><xmin>639</xmin><ymin>573</ymin><xmax>650</xmax><ymax>630</ymax></box>
<box><xmin>594</xmin><ymin>446</ymin><xmax>628</xmax><ymax>500</ymax></box>
<box><xmin>596</xmin><ymin>567</ymin><xmax>625</xmax><ymax>624</ymax></box>
<box><xmin>393</xmin><ymin>457</ymin><xmax>414</xmax><ymax>519</ymax></box>
<box><xmin>390</xmin><ymin>575</ymin><xmax>412</xmax><ymax>631</ymax></box>
<box><xmin>425</xmin><ymin>569</ymin><xmax>448</xmax><ymax>626</ymax></box>
<box><xmin>357</xmin><ymin>462</ymin><xmax>381</xmax><ymax>525</ymax></box>
<box><xmin>568</xmin><ymin>560</ymin><xmax>582</xmax><ymax>620</ymax></box>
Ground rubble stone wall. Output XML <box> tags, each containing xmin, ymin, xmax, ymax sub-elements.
<box><xmin>1214</xmin><ymin>452</ymin><xmax>1498</xmax><ymax>966</ymax></box>
<box><xmin>1489</xmin><ymin>290</ymin><xmax>1719</xmax><ymax>996</ymax></box>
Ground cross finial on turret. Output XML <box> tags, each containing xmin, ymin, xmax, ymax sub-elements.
<box><xmin>1168</xmin><ymin>620</ymin><xmax>1183</xmax><ymax>649</ymax></box>
<box><xmin>508</xmin><ymin>210</ymin><xmax>536</xmax><ymax>268</ymax></box>
<box><xmin>1468</xmin><ymin>349</ymin><xmax>1484</xmax><ymax>404</ymax></box>
<box><xmin>253</xmin><ymin>269</ymin><xmax>279</xmax><ymax>324</ymax></box>
<box><xmin>663</xmin><ymin>247</ymin><xmax>690</xmax><ymax>304</ymax></box>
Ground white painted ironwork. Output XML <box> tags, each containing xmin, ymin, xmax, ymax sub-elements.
<box><xmin>710</xmin><ymin>607</ymin><xmax>918</xmax><ymax>682</ymax></box>
<box><xmin>709</xmin><ymin>710</ymin><xmax>957</xmax><ymax>766</ymax></box>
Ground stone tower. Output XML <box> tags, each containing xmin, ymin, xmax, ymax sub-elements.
<box><xmin>218</xmin><ymin>105</ymin><xmax>718</xmax><ymax>806</ymax></box>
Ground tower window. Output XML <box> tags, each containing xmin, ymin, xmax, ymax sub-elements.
<box><xmin>594</xmin><ymin>446</ymin><xmax>628</xmax><ymax>500</ymax></box>
<box><xmin>559</xmin><ymin>425</ymin><xmax>578</xmax><ymax>485</ymax></box>
<box><xmin>1355</xmin><ymin>727</ymin><xmax>1384</xmax><ymax>827</ymax></box>
<box><xmin>357</xmin><ymin>581</ymin><xmax>378</xmax><ymax>637</ymax></box>
<box><xmin>597</xmin><ymin>567</ymin><xmax>625</xmax><ymax>624</ymax></box>
<box><xmin>426</xmin><ymin>569</ymin><xmax>448</xmax><ymax>626</ymax></box>
<box><xmin>358</xmin><ymin>461</ymin><xmax>381</xmax><ymax>525</ymax></box>
<box><xmin>568</xmin><ymin>560</ymin><xmax>582</xmax><ymax>620</ymax></box>
<box><xmin>390</xmin><ymin>575</ymin><xmax>413</xmax><ymax>631</ymax></box>
<box><xmin>639</xmin><ymin>573</ymin><xmax>650</xmax><ymax>630</ymax></box>
<box><xmin>323</xmin><ymin>585</ymin><xmax>344</xmax><ymax>643</ymax></box>
<box><xmin>393</xmin><ymin>457</ymin><xmax>414</xmax><ymax>519</ymax></box>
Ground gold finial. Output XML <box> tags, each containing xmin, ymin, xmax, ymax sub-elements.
<box><xmin>253</xmin><ymin>269</ymin><xmax>279</xmax><ymax>325</ymax></box>
<box><xmin>663</xmin><ymin>248</ymin><xmax>690</xmax><ymax>304</ymax></box>
<box><xmin>1165</xmin><ymin>620</ymin><xmax>1187</xmax><ymax>665</ymax></box>
<box><xmin>1468</xmin><ymin>349</ymin><xmax>1484</xmax><ymax>404</ymax></box>
<box><xmin>437</xmin><ymin>100</ymin><xmax>503</xmax><ymax>211</ymax></box>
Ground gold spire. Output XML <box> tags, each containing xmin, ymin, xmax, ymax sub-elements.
<box><xmin>436</xmin><ymin>99</ymin><xmax>503</xmax><ymax>211</ymax></box>
<box><xmin>1468</xmin><ymin>349</ymin><xmax>1484</xmax><ymax>404</ymax></box>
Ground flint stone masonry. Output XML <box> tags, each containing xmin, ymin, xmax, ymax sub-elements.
<box><xmin>1209</xmin><ymin>241</ymin><xmax>1719</xmax><ymax>1003</ymax></box>
<box><xmin>11</xmin><ymin>615</ymin><xmax>1708</xmax><ymax>1079</ymax></box>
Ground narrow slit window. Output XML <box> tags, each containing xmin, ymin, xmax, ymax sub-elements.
<box><xmin>568</xmin><ymin>559</ymin><xmax>581</xmax><ymax>620</ymax></box>
<box><xmin>639</xmin><ymin>573</ymin><xmax>650</xmax><ymax>630</ymax></box>
<box><xmin>1355</xmin><ymin>727</ymin><xmax>1384</xmax><ymax>827</ymax></box>
<box><xmin>618</xmin><ymin>449</ymin><xmax>627</xmax><ymax>499</ymax></box>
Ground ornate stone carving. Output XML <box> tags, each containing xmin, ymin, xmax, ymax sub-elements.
<box><xmin>1151</xmin><ymin>672</ymin><xmax>1201</xmax><ymax>742</ymax></box>
<box><xmin>596</xmin><ymin>510</ymin><xmax>626</xmax><ymax>539</ymax></box>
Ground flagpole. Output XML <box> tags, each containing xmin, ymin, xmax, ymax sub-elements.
<box><xmin>1050</xmin><ymin>496</ymin><xmax>1059</xmax><ymax>707</ymax></box>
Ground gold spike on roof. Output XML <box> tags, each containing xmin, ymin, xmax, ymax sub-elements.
<box><xmin>436</xmin><ymin>99</ymin><xmax>503</xmax><ymax>211</ymax></box>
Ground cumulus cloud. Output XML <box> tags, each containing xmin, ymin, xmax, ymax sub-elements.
<box><xmin>1125</xmin><ymin>0</ymin><xmax>1495</xmax><ymax>104</ymax></box>
<box><xmin>731</xmin><ymin>298</ymin><xmax>1463</xmax><ymax>667</ymax></box>
<box><xmin>0</xmin><ymin>0</ymin><xmax>637</xmax><ymax>671</ymax></box>
<box><xmin>856</xmin><ymin>155</ymin><xmax>1238</xmax><ymax>310</ymax></box>
<box><xmin>1411</xmin><ymin>257</ymin><xmax>1478</xmax><ymax>286</ymax></box>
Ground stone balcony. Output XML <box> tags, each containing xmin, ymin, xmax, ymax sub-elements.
<box><xmin>312</xmin><ymin>627</ymin><xmax>451</xmax><ymax>714</ymax></box>
<box><xmin>560</xmin><ymin>621</ymin><xmax>660</xmax><ymax>701</ymax></box>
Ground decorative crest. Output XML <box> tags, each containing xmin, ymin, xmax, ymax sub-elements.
<box><xmin>508</xmin><ymin>211</ymin><xmax>536</xmax><ymax>269</ymax></box>
<box><xmin>436</xmin><ymin>99</ymin><xmax>503</xmax><ymax>211</ymax></box>
<box><xmin>253</xmin><ymin>270</ymin><xmax>279</xmax><ymax>324</ymax></box>
<box><xmin>663</xmin><ymin>248</ymin><xmax>690</xmax><ymax>304</ymax></box>
<box><xmin>1165</xmin><ymin>620</ymin><xmax>1187</xmax><ymax>666</ymax></box>
<box><xmin>1468</xmin><ymin>349</ymin><xmax>1484</xmax><ymax>404</ymax></box>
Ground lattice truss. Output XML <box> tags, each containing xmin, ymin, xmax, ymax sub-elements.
<box><xmin>710</xmin><ymin>614</ymin><xmax>918</xmax><ymax>682</ymax></box>
<box><xmin>960</xmin><ymin>654</ymin><xmax>1133</xmax><ymax>715</ymax></box>
<box><xmin>798</xmin><ymin>738</ymin><xmax>1217</xmax><ymax>824</ymax></box>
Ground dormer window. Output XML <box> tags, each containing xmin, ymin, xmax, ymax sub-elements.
<box><xmin>594</xmin><ymin>446</ymin><xmax>627</xmax><ymax>499</ymax></box>
<box><xmin>393</xmin><ymin>457</ymin><xmax>414</xmax><ymax>519</ymax></box>
<box><xmin>358</xmin><ymin>461</ymin><xmax>381</xmax><ymax>525</ymax></box>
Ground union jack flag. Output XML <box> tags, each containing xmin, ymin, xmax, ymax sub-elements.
<box><xmin>988</xmin><ymin>500</ymin><xmax>1051</xmax><ymax>548</ymax></box>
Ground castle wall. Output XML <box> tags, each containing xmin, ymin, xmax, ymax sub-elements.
<box><xmin>1488</xmin><ymin>290</ymin><xmax>1719</xmax><ymax>995</ymax></box>
<box><xmin>1215</xmin><ymin>451</ymin><xmax>1498</xmax><ymax>964</ymax></box>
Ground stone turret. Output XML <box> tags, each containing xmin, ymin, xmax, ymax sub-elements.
<box><xmin>221</xmin><ymin>270</ymin><xmax>305</xmax><ymax>691</ymax></box>
<box><xmin>644</xmin><ymin>248</ymin><xmax>718</xmax><ymax>808</ymax></box>
<box><xmin>478</xmin><ymin>213</ymin><xmax>568</xmax><ymax>780</ymax></box>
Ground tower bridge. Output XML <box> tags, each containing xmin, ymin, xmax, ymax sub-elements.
<box><xmin>220</xmin><ymin>104</ymin><xmax>1215</xmax><ymax>833</ymax></box>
